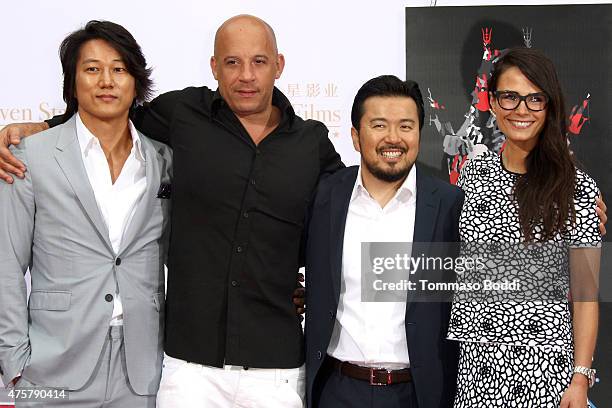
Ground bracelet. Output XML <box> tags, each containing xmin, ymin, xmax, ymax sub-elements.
<box><xmin>573</xmin><ymin>366</ymin><xmax>596</xmax><ymax>388</ymax></box>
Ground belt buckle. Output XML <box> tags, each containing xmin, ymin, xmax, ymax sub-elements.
<box><xmin>369</xmin><ymin>368</ymin><xmax>392</xmax><ymax>386</ymax></box>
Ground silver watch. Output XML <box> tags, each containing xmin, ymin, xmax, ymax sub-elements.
<box><xmin>573</xmin><ymin>366</ymin><xmax>596</xmax><ymax>388</ymax></box>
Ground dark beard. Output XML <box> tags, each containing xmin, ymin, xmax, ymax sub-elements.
<box><xmin>364</xmin><ymin>161</ymin><xmax>411</xmax><ymax>183</ymax></box>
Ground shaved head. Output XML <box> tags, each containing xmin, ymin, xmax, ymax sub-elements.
<box><xmin>210</xmin><ymin>14</ymin><xmax>285</xmax><ymax>119</ymax></box>
<box><xmin>214</xmin><ymin>14</ymin><xmax>278</xmax><ymax>57</ymax></box>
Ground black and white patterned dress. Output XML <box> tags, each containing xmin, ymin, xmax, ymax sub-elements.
<box><xmin>448</xmin><ymin>150</ymin><xmax>600</xmax><ymax>407</ymax></box>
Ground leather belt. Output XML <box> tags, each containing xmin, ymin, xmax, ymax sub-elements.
<box><xmin>328</xmin><ymin>356</ymin><xmax>412</xmax><ymax>386</ymax></box>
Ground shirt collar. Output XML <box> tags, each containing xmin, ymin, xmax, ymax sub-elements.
<box><xmin>75</xmin><ymin>112</ymin><xmax>145</xmax><ymax>162</ymax></box>
<box><xmin>351</xmin><ymin>164</ymin><xmax>417</xmax><ymax>204</ymax></box>
<box><xmin>210</xmin><ymin>86</ymin><xmax>296</xmax><ymax>126</ymax></box>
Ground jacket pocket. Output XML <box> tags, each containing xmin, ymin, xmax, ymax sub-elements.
<box><xmin>28</xmin><ymin>290</ymin><xmax>71</xmax><ymax>311</ymax></box>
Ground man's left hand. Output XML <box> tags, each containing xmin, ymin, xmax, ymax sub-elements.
<box><xmin>596</xmin><ymin>195</ymin><xmax>607</xmax><ymax>236</ymax></box>
<box><xmin>293</xmin><ymin>273</ymin><xmax>305</xmax><ymax>316</ymax></box>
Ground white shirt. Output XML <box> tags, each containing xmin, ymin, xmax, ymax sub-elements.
<box><xmin>327</xmin><ymin>165</ymin><xmax>417</xmax><ymax>369</ymax></box>
<box><xmin>76</xmin><ymin>113</ymin><xmax>147</xmax><ymax>326</ymax></box>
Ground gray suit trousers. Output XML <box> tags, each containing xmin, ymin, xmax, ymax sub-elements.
<box><xmin>16</xmin><ymin>327</ymin><xmax>155</xmax><ymax>408</ymax></box>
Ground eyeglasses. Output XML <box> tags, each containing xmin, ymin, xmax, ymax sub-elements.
<box><xmin>493</xmin><ymin>91</ymin><xmax>549</xmax><ymax>112</ymax></box>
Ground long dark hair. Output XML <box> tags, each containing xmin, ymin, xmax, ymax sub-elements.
<box><xmin>59</xmin><ymin>20</ymin><xmax>153</xmax><ymax>120</ymax></box>
<box><xmin>490</xmin><ymin>47</ymin><xmax>575</xmax><ymax>241</ymax></box>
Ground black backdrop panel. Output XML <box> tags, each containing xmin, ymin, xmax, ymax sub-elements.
<box><xmin>406</xmin><ymin>5</ymin><xmax>611</xmax><ymax>406</ymax></box>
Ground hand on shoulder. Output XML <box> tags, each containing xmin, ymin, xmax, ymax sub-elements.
<box><xmin>0</xmin><ymin>122</ymin><xmax>48</xmax><ymax>183</ymax></box>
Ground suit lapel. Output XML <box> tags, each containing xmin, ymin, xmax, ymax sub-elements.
<box><xmin>119</xmin><ymin>133</ymin><xmax>164</xmax><ymax>255</ymax></box>
<box><xmin>329</xmin><ymin>167</ymin><xmax>358</xmax><ymax>303</ymax></box>
<box><xmin>406</xmin><ymin>170</ymin><xmax>441</xmax><ymax>309</ymax></box>
<box><xmin>413</xmin><ymin>170</ymin><xmax>440</xmax><ymax>246</ymax></box>
<box><xmin>54</xmin><ymin>116</ymin><xmax>113</xmax><ymax>253</ymax></box>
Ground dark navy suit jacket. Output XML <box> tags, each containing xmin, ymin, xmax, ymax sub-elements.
<box><xmin>304</xmin><ymin>165</ymin><xmax>464</xmax><ymax>408</ymax></box>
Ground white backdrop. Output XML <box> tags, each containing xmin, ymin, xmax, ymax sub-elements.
<box><xmin>1</xmin><ymin>0</ymin><xmax>608</xmax><ymax>165</ymax></box>
<box><xmin>0</xmin><ymin>0</ymin><xmax>610</xmax><ymax>395</ymax></box>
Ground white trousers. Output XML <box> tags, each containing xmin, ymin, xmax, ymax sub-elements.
<box><xmin>156</xmin><ymin>354</ymin><xmax>305</xmax><ymax>408</ymax></box>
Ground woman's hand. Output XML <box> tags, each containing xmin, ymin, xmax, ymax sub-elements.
<box><xmin>560</xmin><ymin>374</ymin><xmax>589</xmax><ymax>408</ymax></box>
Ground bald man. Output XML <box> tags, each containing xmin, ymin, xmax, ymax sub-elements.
<box><xmin>1</xmin><ymin>14</ymin><xmax>343</xmax><ymax>407</ymax></box>
<box><xmin>116</xmin><ymin>15</ymin><xmax>343</xmax><ymax>408</ymax></box>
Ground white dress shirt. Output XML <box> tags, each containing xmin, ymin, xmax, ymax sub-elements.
<box><xmin>75</xmin><ymin>113</ymin><xmax>147</xmax><ymax>326</ymax></box>
<box><xmin>327</xmin><ymin>165</ymin><xmax>417</xmax><ymax>369</ymax></box>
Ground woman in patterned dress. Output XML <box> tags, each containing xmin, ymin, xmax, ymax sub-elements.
<box><xmin>448</xmin><ymin>47</ymin><xmax>600</xmax><ymax>408</ymax></box>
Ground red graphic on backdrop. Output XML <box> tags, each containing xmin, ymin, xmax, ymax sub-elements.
<box><xmin>428</xmin><ymin>27</ymin><xmax>505</xmax><ymax>184</ymax></box>
<box><xmin>427</xmin><ymin>27</ymin><xmax>591</xmax><ymax>184</ymax></box>
<box><xmin>569</xmin><ymin>93</ymin><xmax>590</xmax><ymax>135</ymax></box>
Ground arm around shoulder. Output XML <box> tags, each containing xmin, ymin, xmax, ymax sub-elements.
<box><xmin>132</xmin><ymin>88</ymin><xmax>198</xmax><ymax>146</ymax></box>
<box><xmin>0</xmin><ymin>122</ymin><xmax>49</xmax><ymax>183</ymax></box>
<box><xmin>314</xmin><ymin>121</ymin><xmax>344</xmax><ymax>180</ymax></box>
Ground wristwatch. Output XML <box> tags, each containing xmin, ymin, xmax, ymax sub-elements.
<box><xmin>573</xmin><ymin>366</ymin><xmax>596</xmax><ymax>388</ymax></box>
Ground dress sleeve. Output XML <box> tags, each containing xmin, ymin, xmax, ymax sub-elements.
<box><xmin>568</xmin><ymin>171</ymin><xmax>601</xmax><ymax>248</ymax></box>
<box><xmin>455</xmin><ymin>154</ymin><xmax>476</xmax><ymax>192</ymax></box>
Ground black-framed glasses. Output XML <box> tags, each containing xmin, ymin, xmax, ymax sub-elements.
<box><xmin>493</xmin><ymin>90</ymin><xmax>549</xmax><ymax>112</ymax></box>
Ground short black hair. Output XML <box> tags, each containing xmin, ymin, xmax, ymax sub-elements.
<box><xmin>351</xmin><ymin>75</ymin><xmax>425</xmax><ymax>131</ymax></box>
<box><xmin>59</xmin><ymin>20</ymin><xmax>153</xmax><ymax>119</ymax></box>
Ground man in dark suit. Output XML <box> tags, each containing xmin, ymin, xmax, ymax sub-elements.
<box><xmin>305</xmin><ymin>75</ymin><xmax>463</xmax><ymax>408</ymax></box>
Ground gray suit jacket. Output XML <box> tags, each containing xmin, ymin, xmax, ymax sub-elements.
<box><xmin>0</xmin><ymin>115</ymin><xmax>172</xmax><ymax>395</ymax></box>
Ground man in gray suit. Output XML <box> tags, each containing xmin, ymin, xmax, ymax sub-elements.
<box><xmin>0</xmin><ymin>21</ymin><xmax>171</xmax><ymax>407</ymax></box>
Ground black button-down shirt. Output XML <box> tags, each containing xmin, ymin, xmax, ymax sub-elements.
<box><xmin>133</xmin><ymin>86</ymin><xmax>344</xmax><ymax>368</ymax></box>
